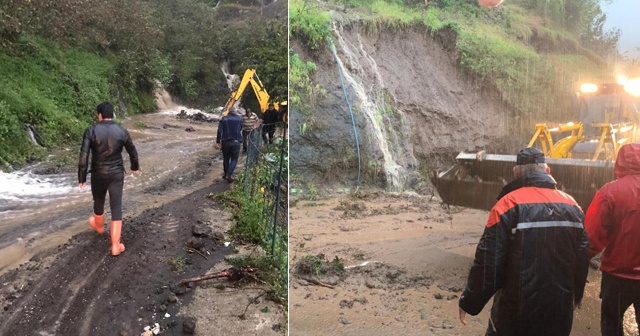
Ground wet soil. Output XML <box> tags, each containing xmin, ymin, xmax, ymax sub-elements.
<box><xmin>0</xmin><ymin>113</ymin><xmax>285</xmax><ymax>335</ymax></box>
<box><xmin>289</xmin><ymin>192</ymin><xmax>638</xmax><ymax>336</ymax></box>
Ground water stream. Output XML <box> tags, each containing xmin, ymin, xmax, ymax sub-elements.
<box><xmin>331</xmin><ymin>23</ymin><xmax>415</xmax><ymax>191</ymax></box>
<box><xmin>0</xmin><ymin>171</ymin><xmax>82</xmax><ymax>213</ymax></box>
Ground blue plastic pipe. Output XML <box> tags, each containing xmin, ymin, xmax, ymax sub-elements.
<box><xmin>332</xmin><ymin>46</ymin><xmax>361</xmax><ymax>185</ymax></box>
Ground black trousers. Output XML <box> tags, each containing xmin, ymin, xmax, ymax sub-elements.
<box><xmin>91</xmin><ymin>172</ymin><xmax>125</xmax><ymax>220</ymax></box>
<box><xmin>601</xmin><ymin>271</ymin><xmax>640</xmax><ymax>336</ymax></box>
<box><xmin>262</xmin><ymin>126</ymin><xmax>275</xmax><ymax>144</ymax></box>
<box><xmin>222</xmin><ymin>140</ymin><xmax>241</xmax><ymax>177</ymax></box>
<box><xmin>242</xmin><ymin>130</ymin><xmax>251</xmax><ymax>152</ymax></box>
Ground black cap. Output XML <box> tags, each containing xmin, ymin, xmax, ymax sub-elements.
<box><xmin>517</xmin><ymin>147</ymin><xmax>545</xmax><ymax>165</ymax></box>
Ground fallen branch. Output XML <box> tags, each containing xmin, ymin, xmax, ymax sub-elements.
<box><xmin>179</xmin><ymin>267</ymin><xmax>256</xmax><ymax>285</ymax></box>
<box><xmin>186</xmin><ymin>247</ymin><xmax>208</xmax><ymax>260</ymax></box>
<box><xmin>239</xmin><ymin>290</ymin><xmax>268</xmax><ymax>320</ymax></box>
<box><xmin>298</xmin><ymin>276</ymin><xmax>335</xmax><ymax>289</ymax></box>
<box><xmin>180</xmin><ymin>271</ymin><xmax>229</xmax><ymax>285</ymax></box>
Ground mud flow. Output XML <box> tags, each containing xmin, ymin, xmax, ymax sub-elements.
<box><xmin>289</xmin><ymin>192</ymin><xmax>639</xmax><ymax>336</ymax></box>
<box><xmin>0</xmin><ymin>110</ymin><xmax>286</xmax><ymax>335</ymax></box>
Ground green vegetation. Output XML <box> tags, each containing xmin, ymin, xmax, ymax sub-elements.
<box><xmin>0</xmin><ymin>37</ymin><xmax>113</xmax><ymax>165</ymax></box>
<box><xmin>290</xmin><ymin>52</ymin><xmax>326</xmax><ymax>134</ymax></box>
<box><xmin>226</xmin><ymin>254</ymin><xmax>287</xmax><ymax>304</ymax></box>
<box><xmin>290</xmin><ymin>0</ymin><xmax>333</xmax><ymax>50</ymax></box>
<box><xmin>294</xmin><ymin>254</ymin><xmax>346</xmax><ymax>277</ymax></box>
<box><xmin>167</xmin><ymin>256</ymin><xmax>187</xmax><ymax>273</ymax></box>
<box><xmin>216</xmin><ymin>140</ymin><xmax>288</xmax><ymax>303</ymax></box>
<box><xmin>0</xmin><ymin>0</ymin><xmax>287</xmax><ymax>167</ymax></box>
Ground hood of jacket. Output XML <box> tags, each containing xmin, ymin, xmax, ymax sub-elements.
<box><xmin>496</xmin><ymin>171</ymin><xmax>557</xmax><ymax>200</ymax></box>
<box><xmin>615</xmin><ymin>143</ymin><xmax>640</xmax><ymax>179</ymax></box>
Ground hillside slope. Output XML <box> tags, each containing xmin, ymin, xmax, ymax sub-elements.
<box><xmin>290</xmin><ymin>0</ymin><xmax>620</xmax><ymax>191</ymax></box>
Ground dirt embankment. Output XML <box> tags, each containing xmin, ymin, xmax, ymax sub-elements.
<box><xmin>288</xmin><ymin>192</ymin><xmax>635</xmax><ymax>336</ymax></box>
<box><xmin>0</xmin><ymin>114</ymin><xmax>285</xmax><ymax>336</ymax></box>
<box><xmin>291</xmin><ymin>25</ymin><xmax>513</xmax><ymax>187</ymax></box>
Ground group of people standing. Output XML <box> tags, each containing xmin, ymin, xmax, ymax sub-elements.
<box><xmin>216</xmin><ymin>103</ymin><xmax>284</xmax><ymax>182</ymax></box>
<box><xmin>459</xmin><ymin>145</ymin><xmax>640</xmax><ymax>336</ymax></box>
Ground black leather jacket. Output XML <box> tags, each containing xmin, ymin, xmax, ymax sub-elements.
<box><xmin>78</xmin><ymin>120</ymin><xmax>139</xmax><ymax>183</ymax></box>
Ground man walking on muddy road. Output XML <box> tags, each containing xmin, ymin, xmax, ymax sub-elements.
<box><xmin>78</xmin><ymin>102</ymin><xmax>139</xmax><ymax>256</ymax></box>
<box><xmin>585</xmin><ymin>143</ymin><xmax>640</xmax><ymax>336</ymax></box>
<box><xmin>458</xmin><ymin>147</ymin><xmax>590</xmax><ymax>336</ymax></box>
<box><xmin>216</xmin><ymin>106</ymin><xmax>243</xmax><ymax>182</ymax></box>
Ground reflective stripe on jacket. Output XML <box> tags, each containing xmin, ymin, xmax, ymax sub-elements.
<box><xmin>460</xmin><ymin>171</ymin><xmax>589</xmax><ymax>336</ymax></box>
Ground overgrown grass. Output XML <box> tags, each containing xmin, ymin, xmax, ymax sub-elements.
<box><xmin>290</xmin><ymin>52</ymin><xmax>325</xmax><ymax>135</ymax></box>
<box><xmin>290</xmin><ymin>0</ymin><xmax>333</xmax><ymax>50</ymax></box>
<box><xmin>0</xmin><ymin>37</ymin><xmax>114</xmax><ymax>167</ymax></box>
<box><xmin>0</xmin><ymin>36</ymin><xmax>161</xmax><ymax>169</ymax></box>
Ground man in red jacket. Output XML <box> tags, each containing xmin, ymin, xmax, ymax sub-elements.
<box><xmin>585</xmin><ymin>143</ymin><xmax>640</xmax><ymax>336</ymax></box>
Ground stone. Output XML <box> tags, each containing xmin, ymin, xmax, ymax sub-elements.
<box><xmin>183</xmin><ymin>319</ymin><xmax>196</xmax><ymax>334</ymax></box>
<box><xmin>191</xmin><ymin>225</ymin><xmax>211</xmax><ymax>237</ymax></box>
<box><xmin>186</xmin><ymin>238</ymin><xmax>204</xmax><ymax>250</ymax></box>
<box><xmin>167</xmin><ymin>293</ymin><xmax>178</xmax><ymax>303</ymax></box>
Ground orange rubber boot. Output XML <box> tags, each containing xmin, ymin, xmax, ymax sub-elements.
<box><xmin>89</xmin><ymin>214</ymin><xmax>105</xmax><ymax>234</ymax></box>
<box><xmin>110</xmin><ymin>220</ymin><xmax>126</xmax><ymax>256</ymax></box>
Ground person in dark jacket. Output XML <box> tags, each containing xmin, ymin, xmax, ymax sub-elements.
<box><xmin>216</xmin><ymin>106</ymin><xmax>243</xmax><ymax>182</ymax></box>
<box><xmin>78</xmin><ymin>102</ymin><xmax>139</xmax><ymax>256</ymax></box>
<box><xmin>262</xmin><ymin>103</ymin><xmax>279</xmax><ymax>144</ymax></box>
<box><xmin>585</xmin><ymin>143</ymin><xmax>640</xmax><ymax>336</ymax></box>
<box><xmin>458</xmin><ymin>147</ymin><xmax>589</xmax><ymax>336</ymax></box>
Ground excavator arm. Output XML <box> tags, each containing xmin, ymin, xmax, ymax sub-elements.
<box><xmin>528</xmin><ymin>122</ymin><xmax>583</xmax><ymax>158</ymax></box>
<box><xmin>222</xmin><ymin>69</ymin><xmax>271</xmax><ymax>115</ymax></box>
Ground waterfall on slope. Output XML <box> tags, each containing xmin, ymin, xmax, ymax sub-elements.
<box><xmin>331</xmin><ymin>23</ymin><xmax>416</xmax><ymax>191</ymax></box>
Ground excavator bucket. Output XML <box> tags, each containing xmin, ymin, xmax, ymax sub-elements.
<box><xmin>432</xmin><ymin>153</ymin><xmax>616</xmax><ymax>211</ymax></box>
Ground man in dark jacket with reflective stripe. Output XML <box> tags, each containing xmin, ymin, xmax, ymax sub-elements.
<box><xmin>459</xmin><ymin>147</ymin><xmax>590</xmax><ymax>336</ymax></box>
<box><xmin>78</xmin><ymin>102</ymin><xmax>139</xmax><ymax>256</ymax></box>
<box><xmin>585</xmin><ymin>143</ymin><xmax>640</xmax><ymax>336</ymax></box>
<box><xmin>216</xmin><ymin>106</ymin><xmax>243</xmax><ymax>182</ymax></box>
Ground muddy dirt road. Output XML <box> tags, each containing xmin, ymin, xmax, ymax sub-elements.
<box><xmin>289</xmin><ymin>192</ymin><xmax>639</xmax><ymax>336</ymax></box>
<box><xmin>0</xmin><ymin>113</ymin><xmax>285</xmax><ymax>335</ymax></box>
<box><xmin>0</xmin><ymin>112</ymin><xmax>220</xmax><ymax>273</ymax></box>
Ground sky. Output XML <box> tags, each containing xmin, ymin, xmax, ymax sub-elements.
<box><xmin>602</xmin><ymin>0</ymin><xmax>640</xmax><ymax>59</ymax></box>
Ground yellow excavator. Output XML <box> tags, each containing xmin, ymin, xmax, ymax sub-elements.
<box><xmin>432</xmin><ymin>78</ymin><xmax>640</xmax><ymax>211</ymax></box>
<box><xmin>222</xmin><ymin>68</ymin><xmax>287</xmax><ymax>116</ymax></box>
